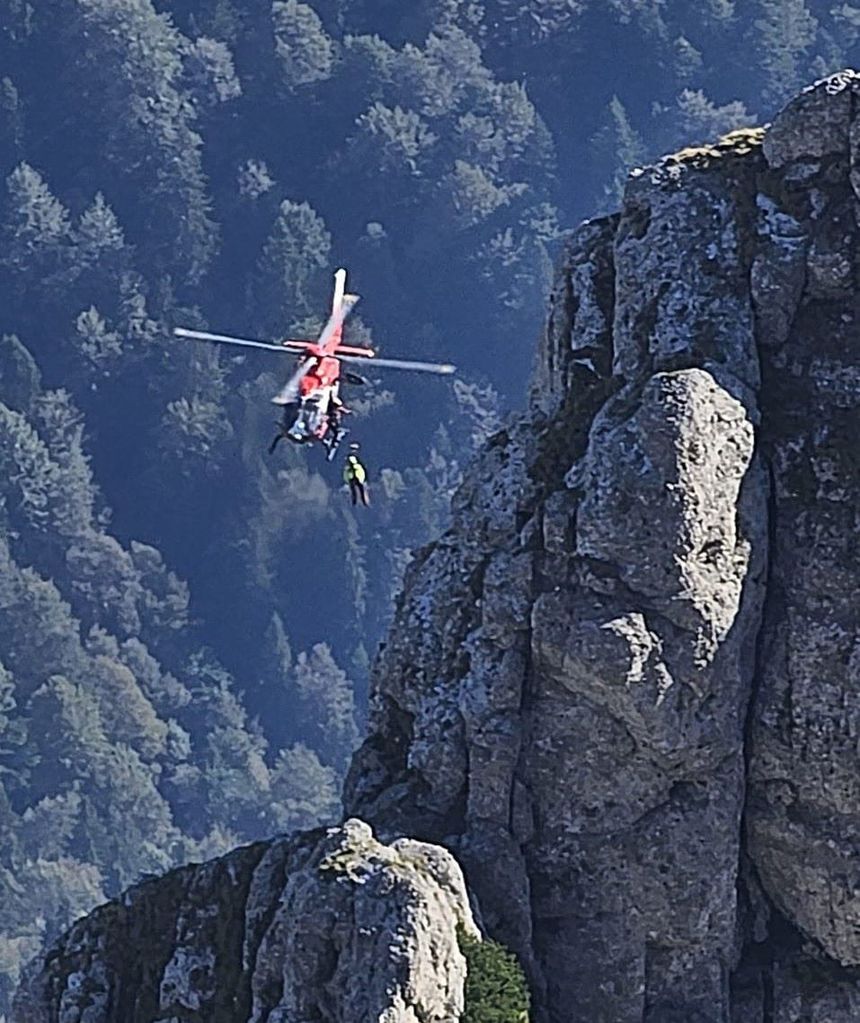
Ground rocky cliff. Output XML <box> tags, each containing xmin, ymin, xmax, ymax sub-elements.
<box><xmin>345</xmin><ymin>69</ymin><xmax>860</xmax><ymax>1021</ymax></box>
<box><xmin>14</xmin><ymin>71</ymin><xmax>860</xmax><ymax>1023</ymax></box>
<box><xmin>12</xmin><ymin>819</ymin><xmax>479</xmax><ymax>1022</ymax></box>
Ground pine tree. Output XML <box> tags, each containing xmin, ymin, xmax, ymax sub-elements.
<box><xmin>159</xmin><ymin>396</ymin><xmax>234</xmax><ymax>470</ymax></box>
<box><xmin>448</xmin><ymin>160</ymin><xmax>527</xmax><ymax>228</ymax></box>
<box><xmin>459</xmin><ymin>928</ymin><xmax>531</xmax><ymax>1023</ymax></box>
<box><xmin>702</xmin><ymin>0</ymin><xmax>734</xmax><ymax>20</ymax></box>
<box><xmin>207</xmin><ymin>0</ymin><xmax>243</xmax><ymax>42</ymax></box>
<box><xmin>88</xmin><ymin>655</ymin><xmax>168</xmax><ymax>762</ymax></box>
<box><xmin>590</xmin><ymin>96</ymin><xmax>646</xmax><ymax>207</ymax></box>
<box><xmin>80</xmin><ymin>743</ymin><xmax>177</xmax><ymax>886</ymax></box>
<box><xmin>27</xmin><ymin>675</ymin><xmax>108</xmax><ymax>789</ymax></box>
<box><xmin>254</xmin><ymin>200</ymin><xmax>331</xmax><ymax>327</ymax></box>
<box><xmin>64</xmin><ymin>0</ymin><xmax>219</xmax><ymax>282</ymax></box>
<box><xmin>76</xmin><ymin>193</ymin><xmax>125</xmax><ymax>258</ymax></box>
<box><xmin>755</xmin><ymin>0</ymin><xmax>818</xmax><ymax>107</ymax></box>
<box><xmin>0</xmin><ymin>662</ymin><xmax>25</xmax><ymax>782</ymax></box>
<box><xmin>0</xmin><ymin>544</ymin><xmax>89</xmax><ymax>696</ymax></box>
<box><xmin>32</xmin><ymin>389</ymin><xmax>97</xmax><ymax>538</ymax></box>
<box><xmin>0</xmin><ymin>78</ymin><xmax>22</xmax><ymax>162</ymax></box>
<box><xmin>273</xmin><ymin>0</ymin><xmax>336</xmax><ymax>88</ymax></box>
<box><xmin>423</xmin><ymin>25</ymin><xmax>489</xmax><ymax>92</ymax></box>
<box><xmin>672</xmin><ymin>35</ymin><xmax>703</xmax><ymax>80</ymax></box>
<box><xmin>237</xmin><ymin>158</ymin><xmax>274</xmax><ymax>200</ymax></box>
<box><xmin>0</xmin><ymin>664</ymin><xmax>15</xmax><ymax>740</ymax></box>
<box><xmin>675</xmin><ymin>89</ymin><xmax>751</xmax><ymax>145</ymax></box>
<box><xmin>75</xmin><ymin>306</ymin><xmax>122</xmax><ymax>365</ymax></box>
<box><xmin>0</xmin><ymin>402</ymin><xmax>60</xmax><ymax>530</ymax></box>
<box><xmin>17</xmin><ymin>791</ymin><xmax>83</xmax><ymax>860</ymax></box>
<box><xmin>356</xmin><ymin>103</ymin><xmax>438</xmax><ymax>175</ymax></box>
<box><xmin>492</xmin><ymin>81</ymin><xmax>549</xmax><ymax>166</ymax></box>
<box><xmin>291</xmin><ymin>643</ymin><xmax>358</xmax><ymax>768</ymax></box>
<box><xmin>269</xmin><ymin>742</ymin><xmax>339</xmax><ymax>831</ymax></box>
<box><xmin>183</xmin><ymin>36</ymin><xmax>241</xmax><ymax>107</ymax></box>
<box><xmin>203</xmin><ymin>722</ymin><xmax>271</xmax><ymax>832</ymax></box>
<box><xmin>2</xmin><ymin>163</ymin><xmax>71</xmax><ymax>274</ymax></box>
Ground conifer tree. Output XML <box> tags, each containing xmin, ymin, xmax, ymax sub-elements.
<box><xmin>590</xmin><ymin>96</ymin><xmax>646</xmax><ymax>206</ymax></box>
<box><xmin>291</xmin><ymin>643</ymin><xmax>358</xmax><ymax>768</ymax></box>
<box><xmin>675</xmin><ymin>89</ymin><xmax>750</xmax><ymax>145</ymax></box>
<box><xmin>0</xmin><ymin>662</ymin><xmax>24</xmax><ymax>782</ymax></box>
<box><xmin>269</xmin><ymin>742</ymin><xmax>339</xmax><ymax>830</ymax></box>
<box><xmin>273</xmin><ymin>0</ymin><xmax>336</xmax><ymax>88</ymax></box>
<box><xmin>183</xmin><ymin>36</ymin><xmax>241</xmax><ymax>106</ymax></box>
<box><xmin>2</xmin><ymin>163</ymin><xmax>70</xmax><ymax>274</ymax></box>
<box><xmin>459</xmin><ymin>928</ymin><xmax>531</xmax><ymax>1023</ymax></box>
<box><xmin>75</xmin><ymin>307</ymin><xmax>122</xmax><ymax>365</ymax></box>
<box><xmin>0</xmin><ymin>402</ymin><xmax>60</xmax><ymax>530</ymax></box>
<box><xmin>75</xmin><ymin>193</ymin><xmax>126</xmax><ymax>269</ymax></box>
<box><xmin>356</xmin><ymin>102</ymin><xmax>438</xmax><ymax>175</ymax></box>
<box><xmin>254</xmin><ymin>199</ymin><xmax>331</xmax><ymax>327</ymax></box>
<box><xmin>755</xmin><ymin>0</ymin><xmax>818</xmax><ymax>106</ymax></box>
<box><xmin>237</xmin><ymin>158</ymin><xmax>275</xmax><ymax>200</ymax></box>
<box><xmin>0</xmin><ymin>78</ymin><xmax>22</xmax><ymax>162</ymax></box>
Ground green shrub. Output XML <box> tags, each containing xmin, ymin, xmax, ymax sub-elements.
<box><xmin>458</xmin><ymin>926</ymin><xmax>530</xmax><ymax>1023</ymax></box>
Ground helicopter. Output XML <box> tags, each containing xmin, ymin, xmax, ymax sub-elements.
<box><xmin>174</xmin><ymin>269</ymin><xmax>456</xmax><ymax>460</ymax></box>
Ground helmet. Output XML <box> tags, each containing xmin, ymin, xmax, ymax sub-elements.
<box><xmin>349</xmin><ymin>442</ymin><xmax>360</xmax><ymax>450</ymax></box>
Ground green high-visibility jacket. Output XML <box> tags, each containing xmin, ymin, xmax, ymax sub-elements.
<box><xmin>344</xmin><ymin>456</ymin><xmax>366</xmax><ymax>485</ymax></box>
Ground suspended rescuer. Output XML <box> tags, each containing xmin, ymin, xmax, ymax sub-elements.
<box><xmin>344</xmin><ymin>444</ymin><xmax>369</xmax><ymax>506</ymax></box>
<box><xmin>268</xmin><ymin>405</ymin><xmax>294</xmax><ymax>454</ymax></box>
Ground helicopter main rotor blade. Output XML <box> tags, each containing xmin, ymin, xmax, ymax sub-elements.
<box><xmin>272</xmin><ymin>358</ymin><xmax>315</xmax><ymax>405</ymax></box>
<box><xmin>173</xmin><ymin>327</ymin><xmax>294</xmax><ymax>354</ymax></box>
<box><xmin>175</xmin><ymin>327</ymin><xmax>315</xmax><ymax>406</ymax></box>
<box><xmin>338</xmin><ymin>354</ymin><xmax>456</xmax><ymax>375</ymax></box>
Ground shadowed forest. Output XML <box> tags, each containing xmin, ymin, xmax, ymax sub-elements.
<box><xmin>0</xmin><ymin>0</ymin><xmax>857</xmax><ymax>1011</ymax></box>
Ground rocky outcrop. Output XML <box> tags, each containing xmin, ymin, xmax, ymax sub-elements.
<box><xmin>14</xmin><ymin>71</ymin><xmax>860</xmax><ymax>1023</ymax></box>
<box><xmin>12</xmin><ymin>819</ymin><xmax>478</xmax><ymax>1023</ymax></box>
<box><xmin>345</xmin><ymin>70</ymin><xmax>860</xmax><ymax>1021</ymax></box>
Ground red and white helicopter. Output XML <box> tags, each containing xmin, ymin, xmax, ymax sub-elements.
<box><xmin>174</xmin><ymin>269</ymin><xmax>455</xmax><ymax>459</ymax></box>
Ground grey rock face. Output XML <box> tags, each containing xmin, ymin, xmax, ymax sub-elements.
<box><xmin>345</xmin><ymin>71</ymin><xmax>860</xmax><ymax>1022</ymax></box>
<box><xmin>12</xmin><ymin>820</ymin><xmax>478</xmax><ymax>1023</ymax></box>
<box><xmin>746</xmin><ymin>71</ymin><xmax>860</xmax><ymax>975</ymax></box>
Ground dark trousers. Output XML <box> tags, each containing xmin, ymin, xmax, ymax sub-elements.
<box><xmin>349</xmin><ymin>480</ymin><xmax>368</xmax><ymax>506</ymax></box>
<box><xmin>269</xmin><ymin>432</ymin><xmax>284</xmax><ymax>455</ymax></box>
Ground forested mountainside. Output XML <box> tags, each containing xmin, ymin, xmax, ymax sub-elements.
<box><xmin>17</xmin><ymin>67</ymin><xmax>860</xmax><ymax>1023</ymax></box>
<box><xmin>1</xmin><ymin>0</ymin><xmax>858</xmax><ymax>1014</ymax></box>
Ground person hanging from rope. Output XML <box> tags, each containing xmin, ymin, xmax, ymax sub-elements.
<box><xmin>268</xmin><ymin>402</ymin><xmax>298</xmax><ymax>454</ymax></box>
<box><xmin>343</xmin><ymin>443</ymin><xmax>369</xmax><ymax>507</ymax></box>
